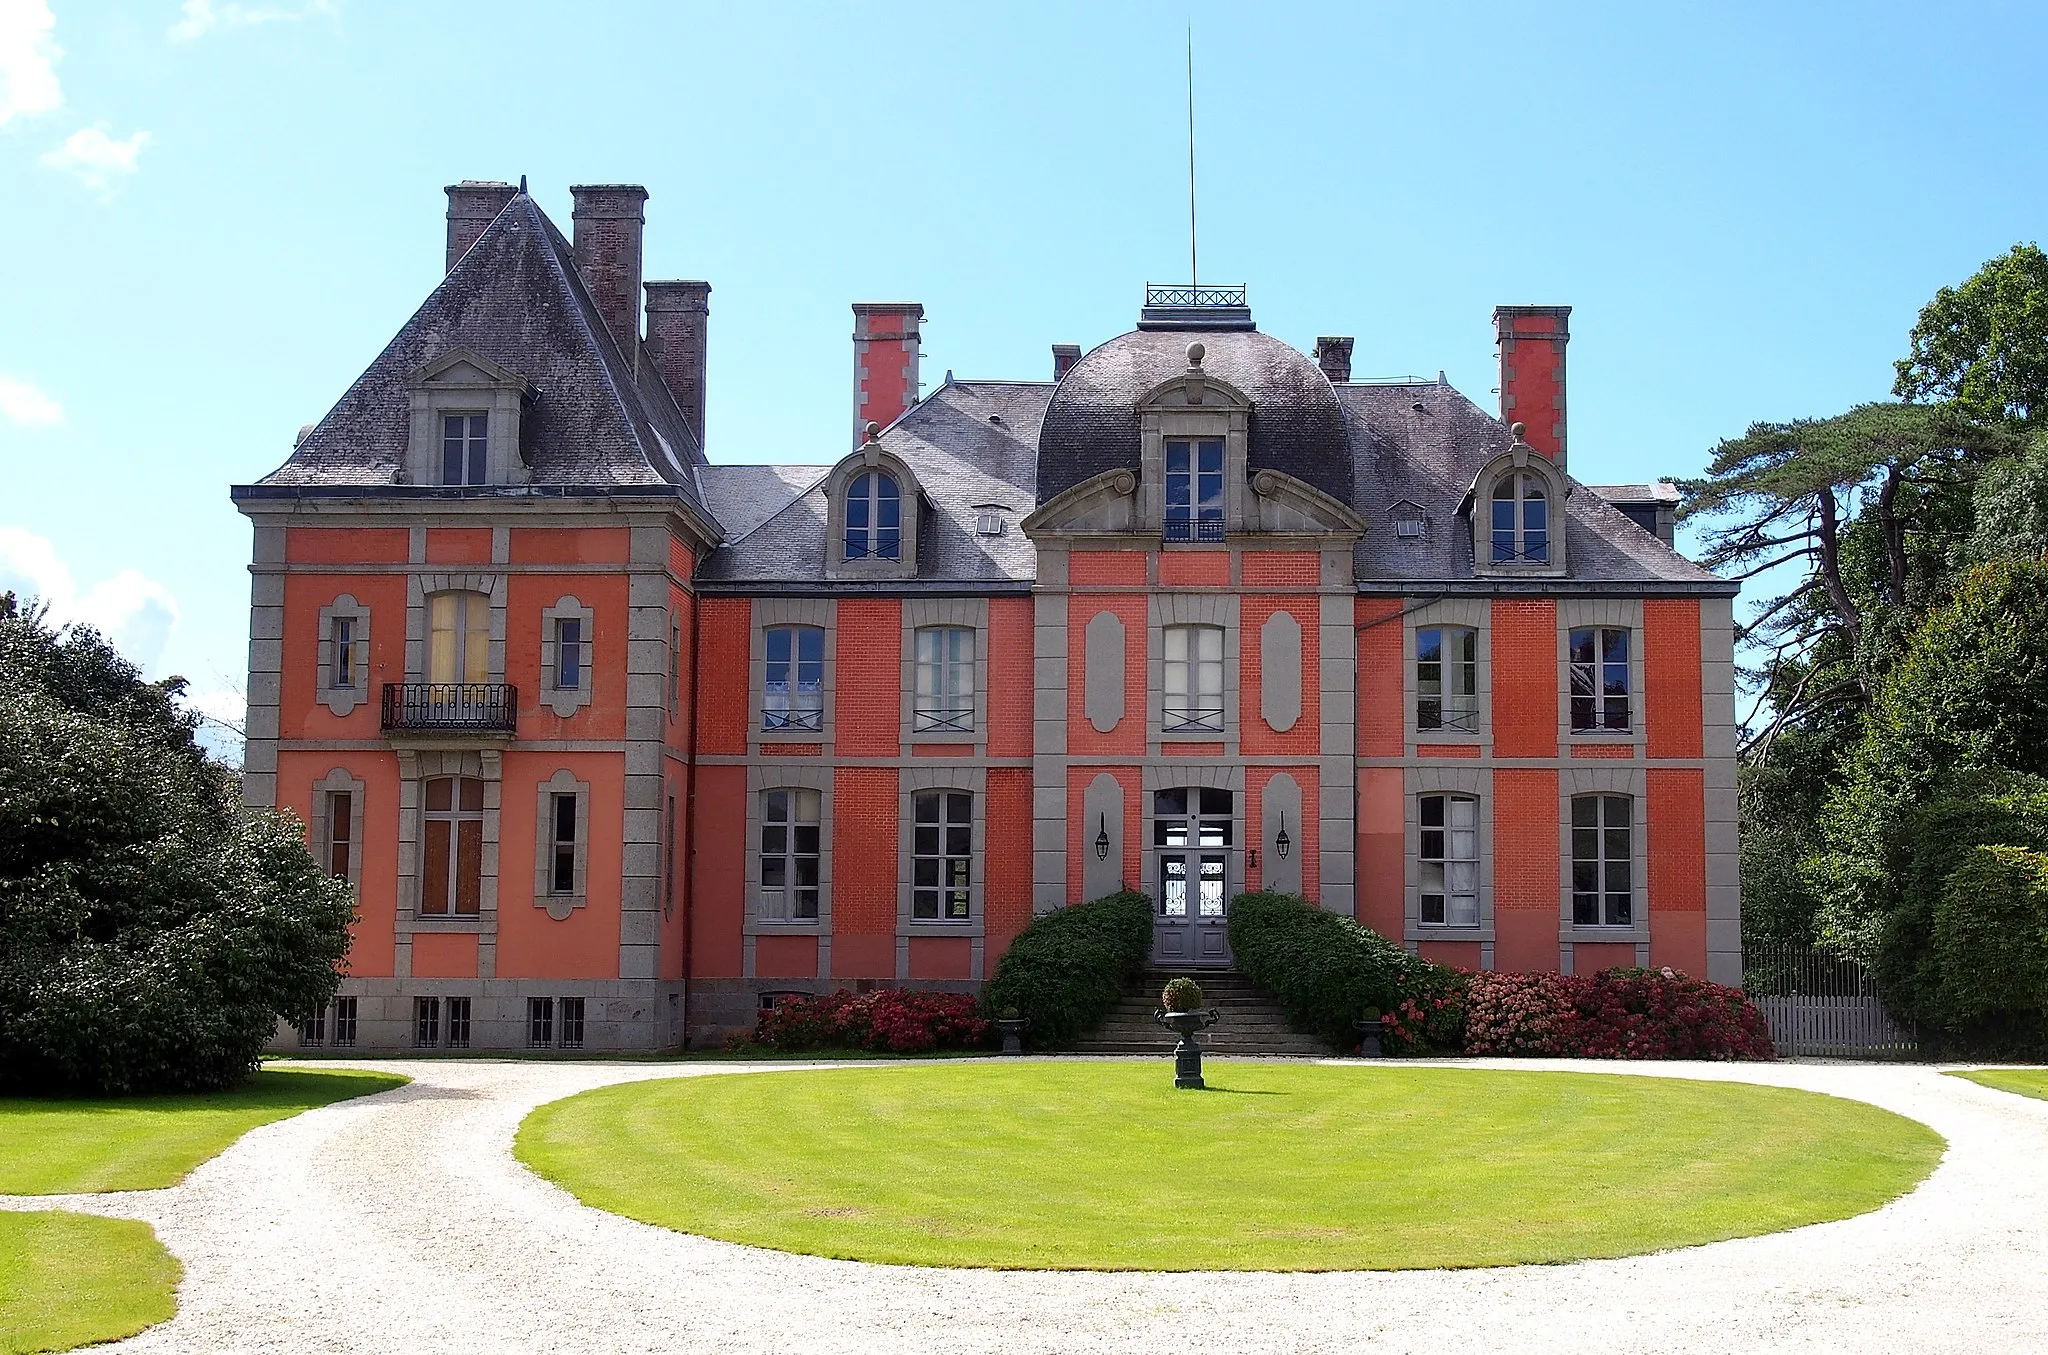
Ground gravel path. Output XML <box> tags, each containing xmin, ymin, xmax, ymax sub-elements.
<box><xmin>5</xmin><ymin>1055</ymin><xmax>2046</xmax><ymax>1354</ymax></box>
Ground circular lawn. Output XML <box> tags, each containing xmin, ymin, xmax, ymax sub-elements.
<box><xmin>515</xmin><ymin>1061</ymin><xmax>1943</xmax><ymax>1271</ymax></box>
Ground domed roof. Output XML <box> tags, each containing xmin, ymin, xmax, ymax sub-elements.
<box><xmin>1036</xmin><ymin>328</ymin><xmax>1352</xmax><ymax>505</ymax></box>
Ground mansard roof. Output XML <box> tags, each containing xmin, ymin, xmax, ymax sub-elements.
<box><xmin>245</xmin><ymin>194</ymin><xmax>713</xmax><ymax>518</ymax></box>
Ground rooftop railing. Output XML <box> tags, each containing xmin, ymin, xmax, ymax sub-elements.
<box><xmin>1144</xmin><ymin>283</ymin><xmax>1248</xmax><ymax>308</ymax></box>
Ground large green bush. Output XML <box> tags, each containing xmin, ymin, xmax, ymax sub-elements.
<box><xmin>0</xmin><ymin>596</ymin><xmax>354</xmax><ymax>1093</ymax></box>
<box><xmin>1931</xmin><ymin>844</ymin><xmax>2048</xmax><ymax>1044</ymax></box>
<box><xmin>981</xmin><ymin>890</ymin><xmax>1151</xmax><ymax>1049</ymax></box>
<box><xmin>1226</xmin><ymin>892</ymin><xmax>1462</xmax><ymax>1052</ymax></box>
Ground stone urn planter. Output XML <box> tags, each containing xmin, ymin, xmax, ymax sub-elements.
<box><xmin>1154</xmin><ymin>977</ymin><xmax>1220</xmax><ymax>1089</ymax></box>
<box><xmin>1353</xmin><ymin>1009</ymin><xmax>1385</xmax><ymax>1058</ymax></box>
<box><xmin>995</xmin><ymin>1009</ymin><xmax>1030</xmax><ymax>1056</ymax></box>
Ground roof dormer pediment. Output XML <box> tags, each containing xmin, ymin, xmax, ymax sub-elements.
<box><xmin>406</xmin><ymin>346</ymin><xmax>531</xmax><ymax>393</ymax></box>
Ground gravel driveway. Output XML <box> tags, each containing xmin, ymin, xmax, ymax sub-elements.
<box><xmin>5</xmin><ymin>1055</ymin><xmax>2045</xmax><ymax>1354</ymax></box>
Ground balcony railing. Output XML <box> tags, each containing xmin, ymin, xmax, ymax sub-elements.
<box><xmin>382</xmin><ymin>683</ymin><xmax>518</xmax><ymax>733</ymax></box>
<box><xmin>1144</xmin><ymin>283</ymin><xmax>1248</xmax><ymax>308</ymax></box>
<box><xmin>1164</xmin><ymin>517</ymin><xmax>1227</xmax><ymax>543</ymax></box>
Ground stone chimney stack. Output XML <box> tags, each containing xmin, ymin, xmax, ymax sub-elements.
<box><xmin>570</xmin><ymin>184</ymin><xmax>649</xmax><ymax>355</ymax></box>
<box><xmin>1052</xmin><ymin>344</ymin><xmax>1082</xmax><ymax>381</ymax></box>
<box><xmin>645</xmin><ymin>280</ymin><xmax>711</xmax><ymax>444</ymax></box>
<box><xmin>444</xmin><ymin>181</ymin><xmax>517</xmax><ymax>273</ymax></box>
<box><xmin>1314</xmin><ymin>336</ymin><xmax>1354</xmax><ymax>384</ymax></box>
<box><xmin>1493</xmin><ymin>305</ymin><xmax>1572</xmax><ymax>467</ymax></box>
<box><xmin>851</xmin><ymin>302</ymin><xmax>922</xmax><ymax>447</ymax></box>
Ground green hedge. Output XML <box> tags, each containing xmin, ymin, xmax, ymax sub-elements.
<box><xmin>982</xmin><ymin>890</ymin><xmax>1152</xmax><ymax>1049</ymax></box>
<box><xmin>1227</xmin><ymin>892</ymin><xmax>1461</xmax><ymax>1052</ymax></box>
<box><xmin>1932</xmin><ymin>843</ymin><xmax>2048</xmax><ymax>1044</ymax></box>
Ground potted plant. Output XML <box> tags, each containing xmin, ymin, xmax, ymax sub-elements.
<box><xmin>995</xmin><ymin>1004</ymin><xmax>1030</xmax><ymax>1056</ymax></box>
<box><xmin>1354</xmin><ymin>1006</ymin><xmax>1385</xmax><ymax>1058</ymax></box>
<box><xmin>1153</xmin><ymin>975</ymin><xmax>1220</xmax><ymax>1089</ymax></box>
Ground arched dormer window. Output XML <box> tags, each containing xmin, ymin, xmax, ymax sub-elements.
<box><xmin>845</xmin><ymin>470</ymin><xmax>902</xmax><ymax>561</ymax></box>
<box><xmin>1468</xmin><ymin>431</ymin><xmax>1568</xmax><ymax>576</ymax></box>
<box><xmin>1491</xmin><ymin>473</ymin><xmax>1550</xmax><ymax>565</ymax></box>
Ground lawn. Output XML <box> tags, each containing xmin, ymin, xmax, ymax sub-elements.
<box><xmin>0</xmin><ymin>1067</ymin><xmax>407</xmax><ymax>1195</ymax></box>
<box><xmin>516</xmin><ymin>1061</ymin><xmax>1944</xmax><ymax>1271</ymax></box>
<box><xmin>0</xmin><ymin>1211</ymin><xmax>179</xmax><ymax>1355</ymax></box>
<box><xmin>1948</xmin><ymin>1067</ymin><xmax>2048</xmax><ymax>1101</ymax></box>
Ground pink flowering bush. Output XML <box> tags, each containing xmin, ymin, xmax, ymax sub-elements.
<box><xmin>1462</xmin><ymin>966</ymin><xmax>1774</xmax><ymax>1061</ymax></box>
<box><xmin>747</xmin><ymin>988</ymin><xmax>994</xmax><ymax>1055</ymax></box>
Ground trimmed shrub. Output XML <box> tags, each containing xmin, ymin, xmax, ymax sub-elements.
<box><xmin>1931</xmin><ymin>844</ymin><xmax>2048</xmax><ymax>1044</ymax></box>
<box><xmin>749</xmin><ymin>989</ymin><xmax>992</xmax><ymax>1054</ymax></box>
<box><xmin>1464</xmin><ymin>968</ymin><xmax>1774</xmax><ymax>1061</ymax></box>
<box><xmin>981</xmin><ymin>889</ymin><xmax>1152</xmax><ymax>1049</ymax></box>
<box><xmin>1160</xmin><ymin>977</ymin><xmax>1203</xmax><ymax>1012</ymax></box>
<box><xmin>1226</xmin><ymin>892</ymin><xmax>1464</xmax><ymax>1054</ymax></box>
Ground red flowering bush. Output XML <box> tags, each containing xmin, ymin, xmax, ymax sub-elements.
<box><xmin>1462</xmin><ymin>967</ymin><xmax>1773</xmax><ymax>1061</ymax></box>
<box><xmin>1376</xmin><ymin>970</ymin><xmax>1471</xmax><ymax>1055</ymax></box>
<box><xmin>1462</xmin><ymin>971</ymin><xmax>1582</xmax><ymax>1054</ymax></box>
<box><xmin>749</xmin><ymin>988</ymin><xmax>994</xmax><ymax>1055</ymax></box>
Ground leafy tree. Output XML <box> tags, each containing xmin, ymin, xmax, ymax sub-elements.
<box><xmin>1965</xmin><ymin>428</ymin><xmax>2048</xmax><ymax>564</ymax></box>
<box><xmin>1896</xmin><ymin>242</ymin><xmax>2048</xmax><ymax>426</ymax></box>
<box><xmin>0</xmin><ymin>594</ymin><xmax>354</xmax><ymax>1093</ymax></box>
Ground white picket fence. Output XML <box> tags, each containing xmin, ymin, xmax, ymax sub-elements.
<box><xmin>1745</xmin><ymin>946</ymin><xmax>1919</xmax><ymax>1059</ymax></box>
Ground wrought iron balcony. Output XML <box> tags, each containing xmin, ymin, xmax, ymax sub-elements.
<box><xmin>1144</xmin><ymin>283</ymin><xmax>1247</xmax><ymax>308</ymax></box>
<box><xmin>382</xmin><ymin>683</ymin><xmax>518</xmax><ymax>734</ymax></box>
<box><xmin>1164</xmin><ymin>517</ymin><xmax>1227</xmax><ymax>543</ymax></box>
<box><xmin>1139</xmin><ymin>282</ymin><xmax>1254</xmax><ymax>332</ymax></box>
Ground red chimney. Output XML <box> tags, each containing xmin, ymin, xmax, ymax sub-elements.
<box><xmin>444</xmin><ymin>181</ymin><xmax>516</xmax><ymax>274</ymax></box>
<box><xmin>645</xmin><ymin>280</ymin><xmax>710</xmax><ymax>444</ymax></box>
<box><xmin>1493</xmin><ymin>305</ymin><xmax>1571</xmax><ymax>466</ymax></box>
<box><xmin>570</xmin><ymin>184</ymin><xmax>648</xmax><ymax>355</ymax></box>
<box><xmin>851</xmin><ymin>302</ymin><xmax>922</xmax><ymax>447</ymax></box>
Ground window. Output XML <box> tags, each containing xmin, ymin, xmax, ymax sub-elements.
<box><xmin>1568</xmin><ymin>627</ymin><xmax>1631</xmax><ymax>732</ymax></box>
<box><xmin>1418</xmin><ymin>794</ymin><xmax>1480</xmax><ymax>927</ymax></box>
<box><xmin>1417</xmin><ymin>626</ymin><xmax>1478</xmax><ymax>733</ymax></box>
<box><xmin>1164</xmin><ymin>438</ymin><xmax>1225</xmax><ymax>542</ymax></box>
<box><xmin>911</xmin><ymin>790</ymin><xmax>972</xmax><ymax>920</ymax></box>
<box><xmin>759</xmin><ymin>789</ymin><xmax>822</xmax><ymax>921</ymax></box>
<box><xmin>559</xmin><ymin>997</ymin><xmax>585</xmax><ymax>1050</ymax></box>
<box><xmin>441</xmin><ymin>412</ymin><xmax>488</xmax><ymax>486</ymax></box>
<box><xmin>331</xmin><ymin>615</ymin><xmax>364</xmax><ymax>689</ymax></box>
<box><xmin>324</xmin><ymin>790</ymin><xmax>354</xmax><ymax>879</ymax></box>
<box><xmin>1162</xmin><ymin>624</ymin><xmax>1225</xmax><ymax>732</ymax></box>
<box><xmin>420</xmin><ymin>776</ymin><xmax>484</xmax><ymax>916</ymax></box>
<box><xmin>445</xmin><ymin>996</ymin><xmax>472</xmax><ymax>1049</ymax></box>
<box><xmin>299</xmin><ymin>1007</ymin><xmax>325</xmax><ymax>1047</ymax></box>
<box><xmin>331</xmin><ymin>996</ymin><xmax>357</xmax><ymax>1048</ymax></box>
<box><xmin>1490</xmin><ymin>472</ymin><xmax>1550</xmax><ymax>564</ymax></box>
<box><xmin>415</xmin><ymin>996</ymin><xmax>441</xmax><ymax>1048</ymax></box>
<box><xmin>1571</xmin><ymin>794</ymin><xmax>1634</xmax><ymax>926</ymax></box>
<box><xmin>763</xmin><ymin>625</ymin><xmax>824</xmax><ymax>731</ymax></box>
<box><xmin>548</xmin><ymin>791</ymin><xmax>580</xmax><ymax>895</ymax></box>
<box><xmin>974</xmin><ymin>511</ymin><xmax>1006</xmax><ymax>537</ymax></box>
<box><xmin>427</xmin><ymin>591</ymin><xmax>491</xmax><ymax>685</ymax></box>
<box><xmin>528</xmin><ymin>997</ymin><xmax>554</xmax><ymax>1048</ymax></box>
<box><xmin>845</xmin><ymin>470</ymin><xmax>902</xmax><ymax>561</ymax></box>
<box><xmin>553</xmin><ymin>617</ymin><xmax>584</xmax><ymax>691</ymax></box>
<box><xmin>913</xmin><ymin>627</ymin><xmax>974</xmax><ymax>733</ymax></box>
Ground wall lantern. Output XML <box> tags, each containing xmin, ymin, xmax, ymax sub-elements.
<box><xmin>1275</xmin><ymin>812</ymin><xmax>1292</xmax><ymax>860</ymax></box>
<box><xmin>1094</xmin><ymin>813</ymin><xmax>1111</xmax><ymax>860</ymax></box>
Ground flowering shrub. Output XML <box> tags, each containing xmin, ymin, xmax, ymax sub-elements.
<box><xmin>1377</xmin><ymin>978</ymin><xmax>1471</xmax><ymax>1056</ymax></box>
<box><xmin>1463</xmin><ymin>967</ymin><xmax>1774</xmax><ymax>1061</ymax></box>
<box><xmin>749</xmin><ymin>988</ymin><xmax>994</xmax><ymax>1055</ymax></box>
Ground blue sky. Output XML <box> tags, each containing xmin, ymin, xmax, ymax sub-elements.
<box><xmin>3</xmin><ymin>0</ymin><xmax>2045</xmax><ymax>743</ymax></box>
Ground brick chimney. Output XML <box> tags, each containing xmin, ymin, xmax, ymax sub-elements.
<box><xmin>1052</xmin><ymin>344</ymin><xmax>1082</xmax><ymax>381</ymax></box>
<box><xmin>444</xmin><ymin>181</ymin><xmax>516</xmax><ymax>273</ymax></box>
<box><xmin>570</xmin><ymin>184</ymin><xmax>649</xmax><ymax>355</ymax></box>
<box><xmin>645</xmin><ymin>280</ymin><xmax>710</xmax><ymax>444</ymax></box>
<box><xmin>851</xmin><ymin>302</ymin><xmax>922</xmax><ymax>447</ymax></box>
<box><xmin>1493</xmin><ymin>305</ymin><xmax>1571</xmax><ymax>466</ymax></box>
<box><xmin>1314</xmin><ymin>336</ymin><xmax>1354</xmax><ymax>384</ymax></box>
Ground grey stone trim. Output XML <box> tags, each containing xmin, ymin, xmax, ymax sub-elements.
<box><xmin>1082</xmin><ymin>610</ymin><xmax>1125</xmax><ymax>733</ymax></box>
<box><xmin>1402</xmin><ymin>763</ymin><xmax>1494</xmax><ymax>944</ymax></box>
<box><xmin>1081</xmin><ymin>772</ymin><xmax>1125</xmax><ymax>900</ymax></box>
<box><xmin>895</xmin><ymin>764</ymin><xmax>987</xmax><ymax>981</ymax></box>
<box><xmin>1403</xmin><ymin>596</ymin><xmax>1490</xmax><ymax>749</ymax></box>
<box><xmin>309</xmin><ymin>766</ymin><xmax>367</xmax><ymax>895</ymax></box>
<box><xmin>620</xmin><ymin>567</ymin><xmax>672</xmax><ymax>982</ymax></box>
<box><xmin>823</xmin><ymin>444</ymin><xmax>922</xmax><ymax>580</ymax></box>
<box><xmin>1558</xmin><ymin>597</ymin><xmax>1646</xmax><ymax>750</ymax></box>
<box><xmin>1260</xmin><ymin>609</ymin><xmax>1303</xmax><ymax>733</ymax></box>
<box><xmin>315</xmin><ymin>593</ymin><xmax>371</xmax><ymax>717</ymax></box>
<box><xmin>1701</xmin><ymin>595</ymin><xmax>1742</xmax><ymax>985</ymax></box>
<box><xmin>406</xmin><ymin>572</ymin><xmax>506</xmax><ymax>684</ymax></box>
<box><xmin>393</xmin><ymin>747</ymin><xmax>503</xmax><ymax>980</ymax></box>
<box><xmin>1318</xmin><ymin>588</ymin><xmax>1357</xmax><ymax>916</ymax></box>
<box><xmin>1148</xmin><ymin>592</ymin><xmax>1240</xmax><ymax>753</ymax></box>
<box><xmin>538</xmin><ymin>595</ymin><xmax>596</xmax><ymax>718</ymax></box>
<box><xmin>242</xmin><ymin>525</ymin><xmax>286</xmax><ymax>807</ymax></box>
<box><xmin>1031</xmin><ymin>568</ymin><xmax>1070</xmax><ymax>914</ymax></box>
<box><xmin>533</xmin><ymin>768</ymin><xmax>591</xmax><ymax>920</ymax></box>
<box><xmin>750</xmin><ymin>597</ymin><xmax>835</xmax><ymax>751</ymax></box>
<box><xmin>742</xmin><ymin>762</ymin><xmax>835</xmax><ymax>981</ymax></box>
<box><xmin>901</xmin><ymin>597</ymin><xmax>988</xmax><ymax>748</ymax></box>
<box><xmin>1135</xmin><ymin>362</ymin><xmax>1252</xmax><ymax>535</ymax></box>
<box><xmin>269</xmin><ymin>977</ymin><xmax>684</xmax><ymax>1053</ymax></box>
<box><xmin>1557</xmin><ymin>763</ymin><xmax>1650</xmax><ymax>945</ymax></box>
<box><xmin>402</xmin><ymin>347</ymin><xmax>532</xmax><ymax>488</ymax></box>
<box><xmin>1469</xmin><ymin>444</ymin><xmax>1570</xmax><ymax>578</ymax></box>
<box><xmin>1260</xmin><ymin>771</ymin><xmax>1304</xmax><ymax>895</ymax></box>
<box><xmin>1139</xmin><ymin>761</ymin><xmax>1247</xmax><ymax>904</ymax></box>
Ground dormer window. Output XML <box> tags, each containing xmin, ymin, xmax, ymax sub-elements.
<box><xmin>442</xmin><ymin>414</ymin><xmax>488</xmax><ymax>486</ymax></box>
<box><xmin>404</xmin><ymin>348</ymin><xmax>530</xmax><ymax>488</ymax></box>
<box><xmin>846</xmin><ymin>470</ymin><xmax>902</xmax><ymax>561</ymax></box>
<box><xmin>1164</xmin><ymin>439</ymin><xmax>1225</xmax><ymax>542</ymax></box>
<box><xmin>1491</xmin><ymin>473</ymin><xmax>1549</xmax><ymax>564</ymax></box>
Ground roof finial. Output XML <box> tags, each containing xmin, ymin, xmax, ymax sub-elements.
<box><xmin>1186</xmin><ymin>341</ymin><xmax>1205</xmax><ymax>368</ymax></box>
<box><xmin>1510</xmin><ymin>421</ymin><xmax>1528</xmax><ymax>443</ymax></box>
<box><xmin>864</xmin><ymin>420</ymin><xmax>881</xmax><ymax>443</ymax></box>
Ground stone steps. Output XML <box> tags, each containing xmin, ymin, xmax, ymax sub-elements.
<box><xmin>1068</xmin><ymin>969</ymin><xmax>1336</xmax><ymax>1057</ymax></box>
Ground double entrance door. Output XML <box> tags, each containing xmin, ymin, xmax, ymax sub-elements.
<box><xmin>1150</xmin><ymin>787</ymin><xmax>1234</xmax><ymax>968</ymax></box>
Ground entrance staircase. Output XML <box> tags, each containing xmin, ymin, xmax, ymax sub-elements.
<box><xmin>1067</xmin><ymin>969</ymin><xmax>1334</xmax><ymax>1057</ymax></box>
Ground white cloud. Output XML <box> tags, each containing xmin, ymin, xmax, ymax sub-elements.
<box><xmin>170</xmin><ymin>0</ymin><xmax>338</xmax><ymax>43</ymax></box>
<box><xmin>0</xmin><ymin>373</ymin><xmax>63</xmax><ymax>426</ymax></box>
<box><xmin>0</xmin><ymin>526</ymin><xmax>181</xmax><ymax>677</ymax></box>
<box><xmin>40</xmin><ymin>123</ymin><xmax>150</xmax><ymax>195</ymax></box>
<box><xmin>0</xmin><ymin>0</ymin><xmax>61</xmax><ymax>127</ymax></box>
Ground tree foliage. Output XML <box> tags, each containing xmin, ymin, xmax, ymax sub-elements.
<box><xmin>0</xmin><ymin>594</ymin><xmax>354</xmax><ymax>1093</ymax></box>
<box><xmin>1895</xmin><ymin>242</ymin><xmax>2048</xmax><ymax>426</ymax></box>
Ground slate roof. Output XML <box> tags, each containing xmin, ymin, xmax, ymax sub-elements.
<box><xmin>1037</xmin><ymin>328</ymin><xmax>1352</xmax><ymax>506</ymax></box>
<box><xmin>244</xmin><ymin>194</ymin><xmax>714</xmax><ymax>520</ymax></box>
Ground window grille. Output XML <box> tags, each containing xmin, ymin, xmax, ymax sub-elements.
<box><xmin>414</xmin><ymin>996</ymin><xmax>441</xmax><ymax>1048</ymax></box>
<box><xmin>445</xmin><ymin>997</ymin><xmax>471</xmax><ymax>1050</ymax></box>
<box><xmin>559</xmin><ymin>998</ymin><xmax>585</xmax><ymax>1050</ymax></box>
<box><xmin>331</xmin><ymin>997</ymin><xmax>357</xmax><ymax>1048</ymax></box>
<box><xmin>299</xmin><ymin>1007</ymin><xmax>326</xmax><ymax>1047</ymax></box>
<box><xmin>528</xmin><ymin>997</ymin><xmax>555</xmax><ymax>1048</ymax></box>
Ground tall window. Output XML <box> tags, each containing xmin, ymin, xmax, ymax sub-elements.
<box><xmin>420</xmin><ymin>776</ymin><xmax>484</xmax><ymax>916</ymax></box>
<box><xmin>1568</xmin><ymin>627</ymin><xmax>1631</xmax><ymax>732</ymax></box>
<box><xmin>667</xmin><ymin>613</ymin><xmax>681</xmax><ymax>720</ymax></box>
<box><xmin>527</xmin><ymin>997</ymin><xmax>554</xmax><ymax>1048</ymax></box>
<box><xmin>1418</xmin><ymin>794</ymin><xmax>1479</xmax><ymax>927</ymax></box>
<box><xmin>553</xmin><ymin>617</ymin><xmax>584</xmax><ymax>691</ymax></box>
<box><xmin>331</xmin><ymin>615</ymin><xmax>364</xmax><ymax>689</ymax></box>
<box><xmin>663</xmin><ymin>788</ymin><xmax>678</xmax><ymax>921</ymax></box>
<box><xmin>759</xmin><ymin>789</ymin><xmax>821</xmax><ymax>921</ymax></box>
<box><xmin>415</xmin><ymin>996</ymin><xmax>441</xmax><ymax>1048</ymax></box>
<box><xmin>1490</xmin><ymin>473</ymin><xmax>1549</xmax><ymax>564</ymax></box>
<box><xmin>427</xmin><ymin>591</ymin><xmax>491</xmax><ymax>685</ymax></box>
<box><xmin>845</xmin><ymin>471</ymin><xmax>902</xmax><ymax>561</ymax></box>
<box><xmin>1571</xmin><ymin>794</ymin><xmax>1633</xmax><ymax>926</ymax></box>
<box><xmin>913</xmin><ymin>627</ymin><xmax>974</xmax><ymax>733</ymax></box>
<box><xmin>1417</xmin><ymin>626</ymin><xmax>1478</xmax><ymax>733</ymax></box>
<box><xmin>547</xmin><ymin>790</ymin><xmax>580</xmax><ymax>896</ymax></box>
<box><xmin>911</xmin><ymin>790</ymin><xmax>972</xmax><ymax>920</ymax></box>
<box><xmin>445</xmin><ymin>997</ymin><xmax>472</xmax><ymax>1050</ymax></box>
<box><xmin>763</xmin><ymin>625</ymin><xmax>824</xmax><ymax>730</ymax></box>
<box><xmin>441</xmin><ymin>412</ymin><xmax>488</xmax><ymax>486</ymax></box>
<box><xmin>331</xmin><ymin>996</ymin><xmax>358</xmax><ymax>1048</ymax></box>
<box><xmin>1164</xmin><ymin>438</ymin><xmax>1225</xmax><ymax>541</ymax></box>
<box><xmin>324</xmin><ymin>790</ymin><xmax>354</xmax><ymax>880</ymax></box>
<box><xmin>1162</xmin><ymin>624</ymin><xmax>1225</xmax><ymax>732</ymax></box>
